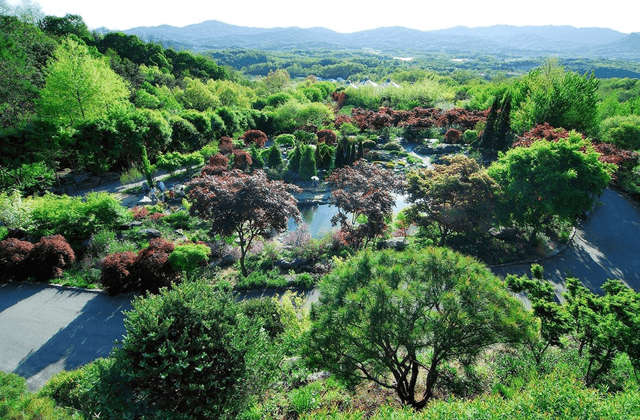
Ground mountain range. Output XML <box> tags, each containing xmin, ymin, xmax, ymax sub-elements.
<box><xmin>97</xmin><ymin>21</ymin><xmax>640</xmax><ymax>61</ymax></box>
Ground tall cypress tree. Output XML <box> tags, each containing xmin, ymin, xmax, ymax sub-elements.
<box><xmin>494</xmin><ymin>95</ymin><xmax>512</xmax><ymax>151</ymax></box>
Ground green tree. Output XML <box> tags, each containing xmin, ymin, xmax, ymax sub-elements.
<box><xmin>298</xmin><ymin>145</ymin><xmax>317</xmax><ymax>181</ymax></box>
<box><xmin>39</xmin><ymin>38</ymin><xmax>130</xmax><ymax>125</ymax></box>
<box><xmin>306</xmin><ymin>248</ymin><xmax>533</xmax><ymax>409</ymax></box>
<box><xmin>266</xmin><ymin>144</ymin><xmax>284</xmax><ymax>168</ymax></box>
<box><xmin>406</xmin><ymin>154</ymin><xmax>498</xmax><ymax>245</ymax></box>
<box><xmin>511</xmin><ymin>60</ymin><xmax>599</xmax><ymax>135</ymax></box>
<box><xmin>487</xmin><ymin>134</ymin><xmax>612</xmax><ymax>242</ymax></box>
<box><xmin>599</xmin><ymin>115</ymin><xmax>640</xmax><ymax>150</ymax></box>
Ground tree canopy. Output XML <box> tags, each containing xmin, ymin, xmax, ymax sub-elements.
<box><xmin>187</xmin><ymin>169</ymin><xmax>301</xmax><ymax>276</ymax></box>
<box><xmin>306</xmin><ymin>247</ymin><xmax>533</xmax><ymax>409</ymax></box>
<box><xmin>487</xmin><ymin>133</ymin><xmax>612</xmax><ymax>241</ymax></box>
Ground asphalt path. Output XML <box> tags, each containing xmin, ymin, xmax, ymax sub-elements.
<box><xmin>491</xmin><ymin>188</ymin><xmax>640</xmax><ymax>294</ymax></box>
<box><xmin>0</xmin><ymin>283</ymin><xmax>132</xmax><ymax>390</ymax></box>
<box><xmin>2</xmin><ymin>189</ymin><xmax>638</xmax><ymax>390</ymax></box>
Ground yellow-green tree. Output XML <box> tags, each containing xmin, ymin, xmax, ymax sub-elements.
<box><xmin>39</xmin><ymin>38</ymin><xmax>129</xmax><ymax>125</ymax></box>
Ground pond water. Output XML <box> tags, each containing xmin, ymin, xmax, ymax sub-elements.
<box><xmin>288</xmin><ymin>194</ymin><xmax>411</xmax><ymax>238</ymax></box>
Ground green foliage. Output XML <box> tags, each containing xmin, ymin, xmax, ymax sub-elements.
<box><xmin>266</xmin><ymin>144</ymin><xmax>284</xmax><ymax>168</ymax></box>
<box><xmin>39</xmin><ymin>38</ymin><xmax>130</xmax><ymax>125</ymax></box>
<box><xmin>307</xmin><ymin>248</ymin><xmax>533</xmax><ymax>409</ymax></box>
<box><xmin>114</xmin><ymin>280</ymin><xmax>278</xmax><ymax>418</ymax></box>
<box><xmin>0</xmin><ymin>372</ymin><xmax>77</xmax><ymax>420</ymax></box>
<box><xmin>599</xmin><ymin>114</ymin><xmax>640</xmax><ymax>150</ymax></box>
<box><xmin>275</xmin><ymin>133</ymin><xmax>296</xmax><ymax>147</ymax></box>
<box><xmin>488</xmin><ymin>134</ymin><xmax>612</xmax><ymax>241</ymax></box>
<box><xmin>141</xmin><ymin>145</ymin><xmax>154</xmax><ymax>185</ymax></box>
<box><xmin>0</xmin><ymin>161</ymin><xmax>55</xmax><ymax>195</ymax></box>
<box><xmin>406</xmin><ymin>154</ymin><xmax>498</xmax><ymax>245</ymax></box>
<box><xmin>298</xmin><ymin>145</ymin><xmax>317</xmax><ymax>181</ymax></box>
<box><xmin>0</xmin><ymin>189</ymin><xmax>34</xmax><ymax>230</ymax></box>
<box><xmin>30</xmin><ymin>192</ymin><xmax>132</xmax><ymax>243</ymax></box>
<box><xmin>235</xmin><ymin>267</ymin><xmax>288</xmax><ymax>290</ymax></box>
<box><xmin>287</xmin><ymin>146</ymin><xmax>302</xmax><ymax>173</ymax></box>
<box><xmin>168</xmin><ymin>242</ymin><xmax>211</xmax><ymax>278</ymax></box>
<box><xmin>119</xmin><ymin>163</ymin><xmax>145</xmax><ymax>185</ymax></box>
<box><xmin>511</xmin><ymin>60</ymin><xmax>599</xmax><ymax>135</ymax></box>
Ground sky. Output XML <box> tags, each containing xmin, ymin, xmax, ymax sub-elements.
<box><xmin>10</xmin><ymin>0</ymin><xmax>639</xmax><ymax>34</ymax></box>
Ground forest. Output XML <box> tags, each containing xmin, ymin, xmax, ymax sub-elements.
<box><xmin>1</xmin><ymin>4</ymin><xmax>640</xmax><ymax>420</ymax></box>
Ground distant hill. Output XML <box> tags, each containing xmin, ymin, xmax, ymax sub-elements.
<box><xmin>100</xmin><ymin>21</ymin><xmax>639</xmax><ymax>61</ymax></box>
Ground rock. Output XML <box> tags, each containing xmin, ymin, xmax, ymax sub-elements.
<box><xmin>275</xmin><ymin>258</ymin><xmax>308</xmax><ymax>269</ymax></box>
<box><xmin>490</xmin><ymin>227</ymin><xmax>519</xmax><ymax>240</ymax></box>
<box><xmin>129</xmin><ymin>221</ymin><xmax>143</xmax><ymax>228</ymax></box>
<box><xmin>138</xmin><ymin>196</ymin><xmax>153</xmax><ymax>205</ymax></box>
<box><xmin>306</xmin><ymin>371</ymin><xmax>331</xmax><ymax>382</ymax></box>
<box><xmin>72</xmin><ymin>173</ymin><xmax>90</xmax><ymax>184</ymax></box>
<box><xmin>139</xmin><ymin>228</ymin><xmax>161</xmax><ymax>239</ymax></box>
<box><xmin>377</xmin><ymin>237</ymin><xmax>407</xmax><ymax>251</ymax></box>
<box><xmin>219</xmin><ymin>254</ymin><xmax>236</xmax><ymax>267</ymax></box>
<box><xmin>81</xmin><ymin>238</ymin><xmax>93</xmax><ymax>249</ymax></box>
<box><xmin>413</xmin><ymin>144</ymin><xmax>464</xmax><ymax>155</ymax></box>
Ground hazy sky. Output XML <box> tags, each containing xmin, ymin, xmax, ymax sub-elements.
<box><xmin>14</xmin><ymin>0</ymin><xmax>639</xmax><ymax>34</ymax></box>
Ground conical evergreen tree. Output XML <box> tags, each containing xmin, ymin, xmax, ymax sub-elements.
<box><xmin>267</xmin><ymin>144</ymin><xmax>284</xmax><ymax>168</ymax></box>
<box><xmin>299</xmin><ymin>145</ymin><xmax>317</xmax><ymax>181</ymax></box>
<box><xmin>480</xmin><ymin>96</ymin><xmax>500</xmax><ymax>150</ymax></box>
<box><xmin>287</xmin><ymin>146</ymin><xmax>302</xmax><ymax>173</ymax></box>
<box><xmin>494</xmin><ymin>95</ymin><xmax>512</xmax><ymax>151</ymax></box>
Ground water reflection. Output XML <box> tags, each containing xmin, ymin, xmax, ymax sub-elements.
<box><xmin>288</xmin><ymin>194</ymin><xmax>411</xmax><ymax>238</ymax></box>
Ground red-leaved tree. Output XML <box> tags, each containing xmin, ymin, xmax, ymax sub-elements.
<box><xmin>219</xmin><ymin>136</ymin><xmax>234</xmax><ymax>155</ymax></box>
<box><xmin>187</xmin><ymin>170</ymin><xmax>302</xmax><ymax>276</ymax></box>
<box><xmin>30</xmin><ymin>235</ymin><xmax>75</xmax><ymax>282</ymax></box>
<box><xmin>317</xmin><ymin>129</ymin><xmax>337</xmax><ymax>145</ymax></box>
<box><xmin>201</xmin><ymin>153</ymin><xmax>230</xmax><ymax>176</ymax></box>
<box><xmin>232</xmin><ymin>149</ymin><xmax>253</xmax><ymax>172</ymax></box>
<box><xmin>328</xmin><ymin>161</ymin><xmax>405</xmax><ymax>249</ymax></box>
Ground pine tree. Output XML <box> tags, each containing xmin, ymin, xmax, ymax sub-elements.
<box><xmin>494</xmin><ymin>96</ymin><xmax>512</xmax><ymax>151</ymax></box>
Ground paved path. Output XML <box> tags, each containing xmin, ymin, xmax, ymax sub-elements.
<box><xmin>492</xmin><ymin>189</ymin><xmax>640</xmax><ymax>294</ymax></box>
<box><xmin>0</xmin><ymin>283</ymin><xmax>132</xmax><ymax>390</ymax></box>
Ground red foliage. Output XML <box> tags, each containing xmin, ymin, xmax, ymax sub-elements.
<box><xmin>331</xmin><ymin>91</ymin><xmax>347</xmax><ymax>111</ymax></box>
<box><xmin>444</xmin><ymin>129</ymin><xmax>462</xmax><ymax>144</ymax></box>
<box><xmin>130</xmin><ymin>238</ymin><xmax>178</xmax><ymax>294</ymax></box>
<box><xmin>200</xmin><ymin>153</ymin><xmax>229</xmax><ymax>176</ymax></box>
<box><xmin>219</xmin><ymin>136</ymin><xmax>234</xmax><ymax>155</ymax></box>
<box><xmin>317</xmin><ymin>129</ymin><xmax>337</xmax><ymax>145</ymax></box>
<box><xmin>187</xmin><ymin>169</ymin><xmax>302</xmax><ymax>276</ymax></box>
<box><xmin>513</xmin><ymin>123</ymin><xmax>573</xmax><ymax>148</ymax></box>
<box><xmin>100</xmin><ymin>251</ymin><xmax>138</xmax><ymax>295</ymax></box>
<box><xmin>243</xmin><ymin>130</ymin><xmax>268</xmax><ymax>148</ymax></box>
<box><xmin>131</xmin><ymin>206</ymin><xmax>149</xmax><ymax>220</ymax></box>
<box><xmin>149</xmin><ymin>213</ymin><xmax>166</xmax><ymax>222</ymax></box>
<box><xmin>0</xmin><ymin>238</ymin><xmax>34</xmax><ymax>281</ymax></box>
<box><xmin>334</xmin><ymin>114</ymin><xmax>354</xmax><ymax>129</ymax></box>
<box><xmin>328</xmin><ymin>160</ymin><xmax>404</xmax><ymax>249</ymax></box>
<box><xmin>30</xmin><ymin>235</ymin><xmax>76</xmax><ymax>282</ymax></box>
<box><xmin>232</xmin><ymin>149</ymin><xmax>253</xmax><ymax>171</ymax></box>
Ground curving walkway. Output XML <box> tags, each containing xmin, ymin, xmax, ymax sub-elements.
<box><xmin>492</xmin><ymin>189</ymin><xmax>640</xmax><ymax>294</ymax></box>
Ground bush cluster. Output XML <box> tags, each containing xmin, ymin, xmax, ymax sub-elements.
<box><xmin>100</xmin><ymin>238</ymin><xmax>179</xmax><ymax>295</ymax></box>
<box><xmin>0</xmin><ymin>235</ymin><xmax>75</xmax><ymax>282</ymax></box>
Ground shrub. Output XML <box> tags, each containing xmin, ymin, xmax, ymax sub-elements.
<box><xmin>362</xmin><ymin>139</ymin><xmax>377</xmax><ymax>149</ymax></box>
<box><xmin>287</xmin><ymin>146</ymin><xmax>302</xmax><ymax>173</ymax></box>
<box><xmin>168</xmin><ymin>243</ymin><xmax>211</xmax><ymax>279</ymax></box>
<box><xmin>299</xmin><ymin>146</ymin><xmax>317</xmax><ymax>181</ymax></box>
<box><xmin>0</xmin><ymin>190</ymin><xmax>34</xmax><ymax>231</ymax></box>
<box><xmin>0</xmin><ymin>238</ymin><xmax>34</xmax><ymax>282</ymax></box>
<box><xmin>232</xmin><ymin>149</ymin><xmax>253</xmax><ymax>172</ymax></box>
<box><xmin>129</xmin><ymin>238</ymin><xmax>178</xmax><ymax>294</ymax></box>
<box><xmin>444</xmin><ymin>128</ymin><xmax>462</xmax><ymax>144</ymax></box>
<box><xmin>243</xmin><ymin>129</ymin><xmax>268</xmax><ymax>148</ymax></box>
<box><xmin>382</xmin><ymin>141</ymin><xmax>403</xmax><ymax>151</ymax></box>
<box><xmin>275</xmin><ymin>133</ymin><xmax>296</xmax><ymax>147</ymax></box>
<box><xmin>119</xmin><ymin>164</ymin><xmax>145</xmax><ymax>185</ymax></box>
<box><xmin>266</xmin><ymin>144</ymin><xmax>284</xmax><ymax>168</ymax></box>
<box><xmin>317</xmin><ymin>129</ymin><xmax>337</xmax><ymax>145</ymax></box>
<box><xmin>100</xmin><ymin>251</ymin><xmax>138</xmax><ymax>295</ymax></box>
<box><xmin>463</xmin><ymin>129</ymin><xmax>479</xmax><ymax>143</ymax></box>
<box><xmin>30</xmin><ymin>235</ymin><xmax>76</xmax><ymax>282</ymax></box>
<box><xmin>241</xmin><ymin>298</ymin><xmax>285</xmax><ymax>338</ymax></box>
<box><xmin>219</xmin><ymin>136</ymin><xmax>234</xmax><ymax>155</ymax></box>
<box><xmin>113</xmin><ymin>280</ymin><xmax>277</xmax><ymax>419</ymax></box>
